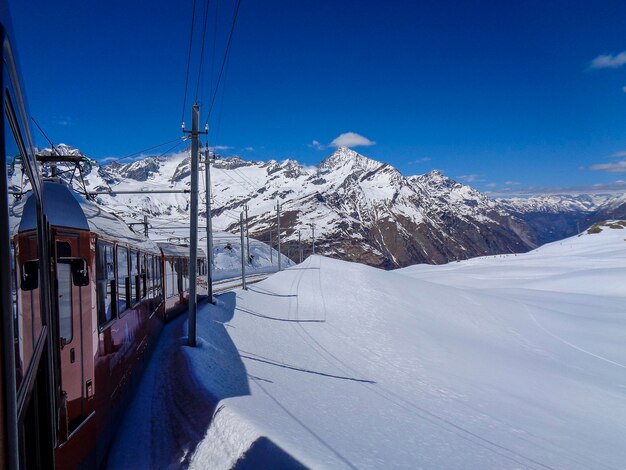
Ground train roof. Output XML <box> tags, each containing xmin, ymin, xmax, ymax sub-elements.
<box><xmin>158</xmin><ymin>242</ymin><xmax>205</xmax><ymax>258</ymax></box>
<box><xmin>14</xmin><ymin>180</ymin><xmax>159</xmax><ymax>252</ymax></box>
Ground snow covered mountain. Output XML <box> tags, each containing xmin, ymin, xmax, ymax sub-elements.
<box><xmin>10</xmin><ymin>144</ymin><xmax>625</xmax><ymax>268</ymax></box>
<box><xmin>83</xmin><ymin>146</ymin><xmax>540</xmax><ymax>268</ymax></box>
<box><xmin>498</xmin><ymin>193</ymin><xmax>626</xmax><ymax>244</ymax></box>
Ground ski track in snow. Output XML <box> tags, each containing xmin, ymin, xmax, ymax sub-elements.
<box><xmin>527</xmin><ymin>307</ymin><xmax>626</xmax><ymax>370</ymax></box>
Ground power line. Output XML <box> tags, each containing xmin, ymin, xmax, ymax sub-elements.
<box><xmin>209</xmin><ymin>0</ymin><xmax>220</xmax><ymax>97</ymax></box>
<box><xmin>204</xmin><ymin>0</ymin><xmax>241</xmax><ymax>126</ymax></box>
<box><xmin>195</xmin><ymin>0</ymin><xmax>212</xmax><ymax>102</ymax></box>
<box><xmin>104</xmin><ymin>137</ymin><xmax>188</xmax><ymax>166</ymax></box>
<box><xmin>181</xmin><ymin>0</ymin><xmax>198</xmax><ymax>125</ymax></box>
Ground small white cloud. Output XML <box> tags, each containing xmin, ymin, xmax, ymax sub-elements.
<box><xmin>244</xmin><ymin>147</ymin><xmax>255</xmax><ymax>152</ymax></box>
<box><xmin>407</xmin><ymin>157</ymin><xmax>431</xmax><ymax>165</ymax></box>
<box><xmin>54</xmin><ymin>116</ymin><xmax>72</xmax><ymax>127</ymax></box>
<box><xmin>623</xmin><ymin>85</ymin><xmax>626</xmax><ymax>93</ymax></box>
<box><xmin>329</xmin><ymin>132</ymin><xmax>376</xmax><ymax>148</ymax></box>
<box><xmin>308</xmin><ymin>140</ymin><xmax>325</xmax><ymax>150</ymax></box>
<box><xmin>504</xmin><ymin>181</ymin><xmax>520</xmax><ymax>186</ymax></box>
<box><xmin>612</xmin><ymin>151</ymin><xmax>626</xmax><ymax>158</ymax></box>
<box><xmin>210</xmin><ymin>145</ymin><xmax>232</xmax><ymax>151</ymax></box>
<box><xmin>485</xmin><ymin>183</ymin><xmax>497</xmax><ymax>188</ymax></box>
<box><xmin>457</xmin><ymin>174</ymin><xmax>485</xmax><ymax>183</ymax></box>
<box><xmin>590</xmin><ymin>51</ymin><xmax>626</xmax><ymax>69</ymax></box>
<box><xmin>589</xmin><ymin>159</ymin><xmax>626</xmax><ymax>172</ymax></box>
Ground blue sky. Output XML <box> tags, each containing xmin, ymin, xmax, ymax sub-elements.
<box><xmin>9</xmin><ymin>0</ymin><xmax>626</xmax><ymax>194</ymax></box>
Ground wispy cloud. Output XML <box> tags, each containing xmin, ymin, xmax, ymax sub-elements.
<box><xmin>457</xmin><ymin>174</ymin><xmax>485</xmax><ymax>183</ymax></box>
<box><xmin>623</xmin><ymin>86</ymin><xmax>626</xmax><ymax>93</ymax></box>
<box><xmin>308</xmin><ymin>140</ymin><xmax>325</xmax><ymax>150</ymax></box>
<box><xmin>407</xmin><ymin>157</ymin><xmax>431</xmax><ymax>165</ymax></box>
<box><xmin>589</xmin><ymin>159</ymin><xmax>626</xmax><ymax>172</ymax></box>
<box><xmin>244</xmin><ymin>146</ymin><xmax>255</xmax><ymax>152</ymax></box>
<box><xmin>210</xmin><ymin>145</ymin><xmax>232</xmax><ymax>151</ymax></box>
<box><xmin>485</xmin><ymin>183</ymin><xmax>497</xmax><ymax>188</ymax></box>
<box><xmin>54</xmin><ymin>116</ymin><xmax>73</xmax><ymax>127</ymax></box>
<box><xmin>329</xmin><ymin>132</ymin><xmax>376</xmax><ymax>148</ymax></box>
<box><xmin>590</xmin><ymin>51</ymin><xmax>626</xmax><ymax>69</ymax></box>
<box><xmin>504</xmin><ymin>181</ymin><xmax>520</xmax><ymax>186</ymax></box>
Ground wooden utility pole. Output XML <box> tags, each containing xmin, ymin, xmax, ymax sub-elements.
<box><xmin>240</xmin><ymin>212</ymin><xmax>247</xmax><ymax>290</ymax></box>
<box><xmin>277</xmin><ymin>201</ymin><xmax>282</xmax><ymax>271</ymax></box>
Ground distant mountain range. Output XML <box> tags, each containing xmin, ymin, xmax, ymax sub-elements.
<box><xmin>11</xmin><ymin>144</ymin><xmax>626</xmax><ymax>268</ymax></box>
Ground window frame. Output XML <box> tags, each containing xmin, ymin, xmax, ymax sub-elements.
<box><xmin>116</xmin><ymin>245</ymin><xmax>130</xmax><ymax>316</ymax></box>
<box><xmin>96</xmin><ymin>239</ymin><xmax>116</xmax><ymax>330</ymax></box>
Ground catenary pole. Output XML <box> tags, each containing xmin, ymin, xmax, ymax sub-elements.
<box><xmin>245</xmin><ymin>203</ymin><xmax>250</xmax><ymax>264</ymax></box>
<box><xmin>298</xmin><ymin>230</ymin><xmax>302</xmax><ymax>263</ymax></box>
<box><xmin>269</xmin><ymin>230</ymin><xmax>273</xmax><ymax>265</ymax></box>
<box><xmin>277</xmin><ymin>200</ymin><xmax>282</xmax><ymax>271</ymax></box>
<box><xmin>311</xmin><ymin>223</ymin><xmax>315</xmax><ymax>255</ymax></box>
<box><xmin>205</xmin><ymin>145</ymin><xmax>214</xmax><ymax>303</ymax></box>
<box><xmin>240</xmin><ymin>212</ymin><xmax>247</xmax><ymax>290</ymax></box>
<box><xmin>187</xmin><ymin>103</ymin><xmax>200</xmax><ymax>347</ymax></box>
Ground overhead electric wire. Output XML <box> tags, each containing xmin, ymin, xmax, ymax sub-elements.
<box><xmin>195</xmin><ymin>0</ymin><xmax>212</xmax><ymax>102</ymax></box>
<box><xmin>181</xmin><ymin>0</ymin><xmax>198</xmax><ymax>124</ymax></box>
<box><xmin>104</xmin><ymin>137</ymin><xmax>189</xmax><ymax>166</ymax></box>
<box><xmin>204</xmin><ymin>0</ymin><xmax>241</xmax><ymax>126</ymax></box>
<box><xmin>211</xmin><ymin>45</ymin><xmax>231</xmax><ymax>144</ymax></box>
<box><xmin>209</xmin><ymin>0</ymin><xmax>220</xmax><ymax>97</ymax></box>
<box><xmin>154</xmin><ymin>137</ymin><xmax>191</xmax><ymax>159</ymax></box>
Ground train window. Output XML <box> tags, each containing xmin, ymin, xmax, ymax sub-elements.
<box><xmin>146</xmin><ymin>255</ymin><xmax>152</xmax><ymax>300</ymax></box>
<box><xmin>130</xmin><ymin>249</ymin><xmax>139</xmax><ymax>304</ymax></box>
<box><xmin>117</xmin><ymin>246</ymin><xmax>129</xmax><ymax>314</ymax></box>
<box><xmin>166</xmin><ymin>259</ymin><xmax>174</xmax><ymax>297</ymax></box>
<box><xmin>20</xmin><ymin>260</ymin><xmax>39</xmax><ymax>290</ymax></box>
<box><xmin>57</xmin><ymin>262</ymin><xmax>73</xmax><ymax>345</ymax></box>
<box><xmin>141</xmin><ymin>253</ymin><xmax>147</xmax><ymax>299</ymax></box>
<box><xmin>155</xmin><ymin>258</ymin><xmax>162</xmax><ymax>298</ymax></box>
<box><xmin>57</xmin><ymin>241</ymin><xmax>71</xmax><ymax>258</ymax></box>
<box><xmin>177</xmin><ymin>259</ymin><xmax>183</xmax><ymax>294</ymax></box>
<box><xmin>96</xmin><ymin>240</ymin><xmax>115</xmax><ymax>325</ymax></box>
<box><xmin>70</xmin><ymin>259</ymin><xmax>89</xmax><ymax>286</ymax></box>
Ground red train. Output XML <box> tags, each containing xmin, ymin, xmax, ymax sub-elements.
<box><xmin>1</xmin><ymin>2</ymin><xmax>209</xmax><ymax>467</ymax></box>
<box><xmin>12</xmin><ymin>180</ymin><xmax>207</xmax><ymax>468</ymax></box>
<box><xmin>14</xmin><ymin>181</ymin><xmax>207</xmax><ymax>468</ymax></box>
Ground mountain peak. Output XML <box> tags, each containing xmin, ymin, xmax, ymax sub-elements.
<box><xmin>319</xmin><ymin>146</ymin><xmax>381</xmax><ymax>172</ymax></box>
<box><xmin>39</xmin><ymin>143</ymin><xmax>84</xmax><ymax>157</ymax></box>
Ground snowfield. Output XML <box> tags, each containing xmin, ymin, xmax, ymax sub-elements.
<box><xmin>108</xmin><ymin>223</ymin><xmax>626</xmax><ymax>469</ymax></box>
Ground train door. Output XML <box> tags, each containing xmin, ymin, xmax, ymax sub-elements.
<box><xmin>53</xmin><ymin>234</ymin><xmax>92</xmax><ymax>441</ymax></box>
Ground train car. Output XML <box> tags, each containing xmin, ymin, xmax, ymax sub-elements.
<box><xmin>159</xmin><ymin>242</ymin><xmax>207</xmax><ymax>320</ymax></box>
<box><xmin>13</xmin><ymin>179</ymin><xmax>206</xmax><ymax>468</ymax></box>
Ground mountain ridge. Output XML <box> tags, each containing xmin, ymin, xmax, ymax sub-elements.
<box><xmin>10</xmin><ymin>144</ymin><xmax>626</xmax><ymax>268</ymax></box>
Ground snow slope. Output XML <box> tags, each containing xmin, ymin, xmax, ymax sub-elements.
<box><xmin>109</xmin><ymin>222</ymin><xmax>626</xmax><ymax>469</ymax></box>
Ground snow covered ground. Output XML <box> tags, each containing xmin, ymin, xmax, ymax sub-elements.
<box><xmin>108</xmin><ymin>222</ymin><xmax>626</xmax><ymax>469</ymax></box>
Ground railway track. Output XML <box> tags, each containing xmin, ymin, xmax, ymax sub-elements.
<box><xmin>212</xmin><ymin>272</ymin><xmax>274</xmax><ymax>294</ymax></box>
